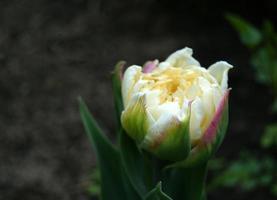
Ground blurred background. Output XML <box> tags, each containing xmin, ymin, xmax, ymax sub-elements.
<box><xmin>0</xmin><ymin>0</ymin><xmax>276</xmax><ymax>199</ymax></box>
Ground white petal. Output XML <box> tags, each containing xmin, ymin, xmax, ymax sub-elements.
<box><xmin>144</xmin><ymin>90</ymin><xmax>161</xmax><ymax>107</ymax></box>
<box><xmin>198</xmin><ymin>77</ymin><xmax>216</xmax><ymax>127</ymax></box>
<box><xmin>143</xmin><ymin>112</ymin><xmax>176</xmax><ymax>145</ymax></box>
<box><xmin>180</xmin><ymin>99</ymin><xmax>190</xmax><ymax>120</ymax></box>
<box><xmin>208</xmin><ymin>61</ymin><xmax>233</xmax><ymax>90</ymax></box>
<box><xmin>190</xmin><ymin>97</ymin><xmax>205</xmax><ymax>141</ymax></box>
<box><xmin>158</xmin><ymin>61</ymin><xmax>171</xmax><ymax>69</ymax></box>
<box><xmin>165</xmin><ymin>47</ymin><xmax>200</xmax><ymax>68</ymax></box>
<box><xmin>147</xmin><ymin>101</ymin><xmax>180</xmax><ymax>121</ymax></box>
<box><xmin>212</xmin><ymin>86</ymin><xmax>223</xmax><ymax>109</ymax></box>
<box><xmin>132</xmin><ymin>80</ymin><xmax>149</xmax><ymax>95</ymax></box>
<box><xmin>122</xmin><ymin>65</ymin><xmax>142</xmax><ymax>107</ymax></box>
<box><xmin>186</xmin><ymin>83</ymin><xmax>201</xmax><ymax>100</ymax></box>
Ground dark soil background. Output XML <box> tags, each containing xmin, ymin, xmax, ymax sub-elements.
<box><xmin>0</xmin><ymin>0</ymin><xmax>276</xmax><ymax>200</ymax></box>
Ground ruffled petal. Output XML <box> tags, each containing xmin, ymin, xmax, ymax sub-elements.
<box><xmin>121</xmin><ymin>94</ymin><xmax>149</xmax><ymax>143</ymax></box>
<box><xmin>164</xmin><ymin>47</ymin><xmax>200</xmax><ymax>68</ymax></box>
<box><xmin>122</xmin><ymin>65</ymin><xmax>142</xmax><ymax>107</ymax></box>
<box><xmin>208</xmin><ymin>61</ymin><xmax>233</xmax><ymax>90</ymax></box>
<box><xmin>189</xmin><ymin>97</ymin><xmax>205</xmax><ymax>142</ymax></box>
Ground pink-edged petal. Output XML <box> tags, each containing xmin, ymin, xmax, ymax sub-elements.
<box><xmin>142</xmin><ymin>59</ymin><xmax>159</xmax><ymax>73</ymax></box>
<box><xmin>167</xmin><ymin>90</ymin><xmax>230</xmax><ymax>168</ymax></box>
<box><xmin>203</xmin><ymin>89</ymin><xmax>230</xmax><ymax>144</ymax></box>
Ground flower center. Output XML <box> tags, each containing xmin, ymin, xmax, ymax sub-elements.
<box><xmin>142</xmin><ymin>67</ymin><xmax>201</xmax><ymax>105</ymax></box>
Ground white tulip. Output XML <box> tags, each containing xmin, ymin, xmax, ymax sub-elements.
<box><xmin>121</xmin><ymin>47</ymin><xmax>232</xmax><ymax>161</ymax></box>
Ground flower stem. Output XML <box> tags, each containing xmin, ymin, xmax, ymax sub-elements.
<box><xmin>164</xmin><ymin>161</ymin><xmax>208</xmax><ymax>200</ymax></box>
<box><xmin>182</xmin><ymin>162</ymin><xmax>208</xmax><ymax>200</ymax></box>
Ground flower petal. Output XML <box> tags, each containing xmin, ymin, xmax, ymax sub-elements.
<box><xmin>121</xmin><ymin>94</ymin><xmax>150</xmax><ymax>143</ymax></box>
<box><xmin>189</xmin><ymin>97</ymin><xmax>205</xmax><ymax>142</ymax></box>
<box><xmin>208</xmin><ymin>61</ymin><xmax>233</xmax><ymax>90</ymax></box>
<box><xmin>141</xmin><ymin>109</ymin><xmax>191</xmax><ymax>161</ymax></box>
<box><xmin>164</xmin><ymin>47</ymin><xmax>200</xmax><ymax>68</ymax></box>
<box><xmin>168</xmin><ymin>90</ymin><xmax>229</xmax><ymax>168</ymax></box>
<box><xmin>202</xmin><ymin>90</ymin><xmax>229</xmax><ymax>144</ymax></box>
<box><xmin>142</xmin><ymin>59</ymin><xmax>159</xmax><ymax>73</ymax></box>
<box><xmin>122</xmin><ymin>65</ymin><xmax>142</xmax><ymax>107</ymax></box>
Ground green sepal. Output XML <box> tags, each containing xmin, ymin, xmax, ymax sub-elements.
<box><xmin>111</xmin><ymin>61</ymin><xmax>126</xmax><ymax>130</ymax></box>
<box><xmin>121</xmin><ymin>95</ymin><xmax>149</xmax><ymax>143</ymax></box>
<box><xmin>79</xmin><ymin>98</ymin><xmax>140</xmax><ymax>200</ymax></box>
<box><xmin>144</xmin><ymin>182</ymin><xmax>173</xmax><ymax>200</ymax></box>
<box><xmin>142</xmin><ymin>113</ymin><xmax>191</xmax><ymax>162</ymax></box>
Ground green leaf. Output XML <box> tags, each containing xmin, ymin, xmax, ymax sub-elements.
<box><xmin>111</xmin><ymin>61</ymin><xmax>126</xmax><ymax>130</ymax></box>
<box><xmin>262</xmin><ymin>20</ymin><xmax>277</xmax><ymax>44</ymax></box>
<box><xmin>144</xmin><ymin>182</ymin><xmax>173</xmax><ymax>200</ymax></box>
<box><xmin>226</xmin><ymin>13</ymin><xmax>262</xmax><ymax>48</ymax></box>
<box><xmin>208</xmin><ymin>152</ymin><xmax>276</xmax><ymax>194</ymax></box>
<box><xmin>120</xmin><ymin>130</ymin><xmax>154</xmax><ymax>197</ymax></box>
<box><xmin>87</xmin><ymin>167</ymin><xmax>101</xmax><ymax>197</ymax></box>
<box><xmin>261</xmin><ymin>123</ymin><xmax>277</xmax><ymax>148</ymax></box>
<box><xmin>79</xmin><ymin>98</ymin><xmax>140</xmax><ymax>200</ymax></box>
<box><xmin>250</xmin><ymin>44</ymin><xmax>277</xmax><ymax>86</ymax></box>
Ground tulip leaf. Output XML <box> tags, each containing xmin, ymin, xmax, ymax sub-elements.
<box><xmin>144</xmin><ymin>182</ymin><xmax>173</xmax><ymax>200</ymax></box>
<box><xmin>79</xmin><ymin>98</ymin><xmax>140</xmax><ymax>200</ymax></box>
<box><xmin>111</xmin><ymin>61</ymin><xmax>126</xmax><ymax>130</ymax></box>
<box><xmin>226</xmin><ymin>13</ymin><xmax>262</xmax><ymax>48</ymax></box>
<box><xmin>120</xmin><ymin>129</ymin><xmax>154</xmax><ymax>198</ymax></box>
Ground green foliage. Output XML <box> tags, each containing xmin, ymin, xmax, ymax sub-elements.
<box><xmin>261</xmin><ymin>123</ymin><xmax>277</xmax><ymax>148</ymax></box>
<box><xmin>79</xmin><ymin>98</ymin><xmax>140</xmax><ymax>200</ymax></box>
<box><xmin>120</xmin><ymin>128</ymin><xmax>154</xmax><ymax>197</ymax></box>
<box><xmin>208</xmin><ymin>15</ymin><xmax>277</xmax><ymax>198</ymax></box>
<box><xmin>87</xmin><ymin>167</ymin><xmax>101</xmax><ymax>197</ymax></box>
<box><xmin>226</xmin><ymin>14</ymin><xmax>277</xmax><ymax>100</ymax></box>
<box><xmin>208</xmin><ymin>152</ymin><xmax>277</xmax><ymax>196</ymax></box>
<box><xmin>144</xmin><ymin>182</ymin><xmax>173</xmax><ymax>200</ymax></box>
<box><xmin>226</xmin><ymin>14</ymin><xmax>262</xmax><ymax>48</ymax></box>
<box><xmin>111</xmin><ymin>61</ymin><xmax>126</xmax><ymax>131</ymax></box>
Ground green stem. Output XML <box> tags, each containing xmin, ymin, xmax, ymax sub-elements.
<box><xmin>183</xmin><ymin>162</ymin><xmax>207</xmax><ymax>200</ymax></box>
<box><xmin>164</xmin><ymin>162</ymin><xmax>208</xmax><ymax>200</ymax></box>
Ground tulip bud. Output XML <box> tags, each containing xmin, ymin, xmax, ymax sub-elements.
<box><xmin>121</xmin><ymin>47</ymin><xmax>232</xmax><ymax>162</ymax></box>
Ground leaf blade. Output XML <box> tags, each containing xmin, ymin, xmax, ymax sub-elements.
<box><xmin>120</xmin><ymin>130</ymin><xmax>154</xmax><ymax>197</ymax></box>
<box><xmin>79</xmin><ymin>98</ymin><xmax>140</xmax><ymax>200</ymax></box>
<box><xmin>111</xmin><ymin>61</ymin><xmax>126</xmax><ymax>130</ymax></box>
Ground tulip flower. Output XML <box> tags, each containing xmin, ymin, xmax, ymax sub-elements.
<box><xmin>80</xmin><ymin>47</ymin><xmax>233</xmax><ymax>200</ymax></box>
<box><xmin>121</xmin><ymin>47</ymin><xmax>232</xmax><ymax>163</ymax></box>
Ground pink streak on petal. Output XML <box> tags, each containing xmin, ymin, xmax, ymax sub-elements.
<box><xmin>203</xmin><ymin>90</ymin><xmax>230</xmax><ymax>144</ymax></box>
<box><xmin>142</xmin><ymin>59</ymin><xmax>159</xmax><ymax>73</ymax></box>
